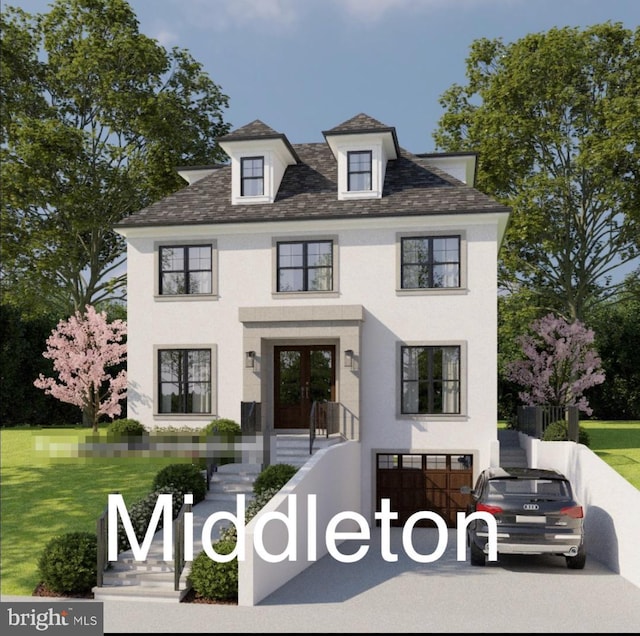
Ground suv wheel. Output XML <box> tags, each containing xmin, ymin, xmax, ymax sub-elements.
<box><xmin>566</xmin><ymin>545</ymin><xmax>586</xmax><ymax>570</ymax></box>
<box><xmin>470</xmin><ymin>541</ymin><xmax>486</xmax><ymax>566</ymax></box>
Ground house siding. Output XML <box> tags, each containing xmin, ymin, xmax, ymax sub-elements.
<box><xmin>125</xmin><ymin>212</ymin><xmax>501</xmax><ymax>520</ymax></box>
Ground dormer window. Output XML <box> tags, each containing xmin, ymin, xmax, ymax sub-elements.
<box><xmin>241</xmin><ymin>157</ymin><xmax>264</xmax><ymax>197</ymax></box>
<box><xmin>323</xmin><ymin>115</ymin><xmax>399</xmax><ymax>201</ymax></box>
<box><xmin>348</xmin><ymin>151</ymin><xmax>372</xmax><ymax>191</ymax></box>
<box><xmin>217</xmin><ymin>120</ymin><xmax>299</xmax><ymax>206</ymax></box>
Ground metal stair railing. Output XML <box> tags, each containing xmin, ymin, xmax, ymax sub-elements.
<box><xmin>173</xmin><ymin>498</ymin><xmax>192</xmax><ymax>591</ymax></box>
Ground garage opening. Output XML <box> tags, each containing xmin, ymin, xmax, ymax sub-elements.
<box><xmin>376</xmin><ymin>453</ymin><xmax>473</xmax><ymax>527</ymax></box>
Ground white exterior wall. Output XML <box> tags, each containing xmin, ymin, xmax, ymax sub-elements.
<box><xmin>123</xmin><ymin>212</ymin><xmax>502</xmax><ymax>521</ymax></box>
<box><xmin>517</xmin><ymin>435</ymin><xmax>640</xmax><ymax>590</ymax></box>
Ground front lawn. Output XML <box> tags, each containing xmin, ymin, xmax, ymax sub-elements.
<box><xmin>0</xmin><ymin>426</ymin><xmax>185</xmax><ymax>596</ymax></box>
<box><xmin>580</xmin><ymin>420</ymin><xmax>640</xmax><ymax>490</ymax></box>
<box><xmin>1</xmin><ymin>420</ymin><xmax>638</xmax><ymax>597</ymax></box>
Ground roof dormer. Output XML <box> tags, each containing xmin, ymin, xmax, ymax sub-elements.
<box><xmin>417</xmin><ymin>152</ymin><xmax>478</xmax><ymax>187</ymax></box>
<box><xmin>218</xmin><ymin>120</ymin><xmax>299</xmax><ymax>205</ymax></box>
<box><xmin>323</xmin><ymin>113</ymin><xmax>399</xmax><ymax>201</ymax></box>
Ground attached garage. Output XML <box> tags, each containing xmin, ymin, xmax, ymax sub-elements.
<box><xmin>376</xmin><ymin>453</ymin><xmax>474</xmax><ymax>527</ymax></box>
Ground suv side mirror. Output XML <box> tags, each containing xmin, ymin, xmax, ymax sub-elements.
<box><xmin>460</xmin><ymin>485</ymin><xmax>472</xmax><ymax>495</ymax></box>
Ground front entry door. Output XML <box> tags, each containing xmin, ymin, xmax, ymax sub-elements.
<box><xmin>274</xmin><ymin>345</ymin><xmax>335</xmax><ymax>429</ymax></box>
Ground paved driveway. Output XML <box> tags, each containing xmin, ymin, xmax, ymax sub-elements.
<box><xmin>6</xmin><ymin>526</ymin><xmax>638</xmax><ymax>633</ymax></box>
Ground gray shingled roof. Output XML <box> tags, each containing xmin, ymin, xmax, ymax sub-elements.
<box><xmin>323</xmin><ymin>112</ymin><xmax>391</xmax><ymax>133</ymax></box>
<box><xmin>117</xmin><ymin>116</ymin><xmax>510</xmax><ymax>229</ymax></box>
<box><xmin>218</xmin><ymin>119</ymin><xmax>280</xmax><ymax>140</ymax></box>
<box><xmin>217</xmin><ymin>119</ymin><xmax>301</xmax><ymax>164</ymax></box>
<box><xmin>323</xmin><ymin>113</ymin><xmax>401</xmax><ymax>157</ymax></box>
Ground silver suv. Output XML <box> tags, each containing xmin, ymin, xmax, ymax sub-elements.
<box><xmin>461</xmin><ymin>466</ymin><xmax>586</xmax><ymax>569</ymax></box>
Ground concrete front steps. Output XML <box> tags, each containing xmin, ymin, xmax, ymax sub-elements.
<box><xmin>93</xmin><ymin>462</ymin><xmax>260</xmax><ymax>603</ymax></box>
<box><xmin>206</xmin><ymin>462</ymin><xmax>261</xmax><ymax>504</ymax></box>
<box><xmin>93</xmin><ymin>546</ymin><xmax>189</xmax><ymax>602</ymax></box>
<box><xmin>92</xmin><ymin>435</ymin><xmax>344</xmax><ymax>602</ymax></box>
<box><xmin>498</xmin><ymin>428</ymin><xmax>528</xmax><ymax>468</ymax></box>
<box><xmin>275</xmin><ymin>432</ymin><xmax>344</xmax><ymax>467</ymax></box>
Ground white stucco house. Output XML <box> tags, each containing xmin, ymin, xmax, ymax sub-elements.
<box><xmin>115</xmin><ymin>113</ymin><xmax>511</xmax><ymax>529</ymax></box>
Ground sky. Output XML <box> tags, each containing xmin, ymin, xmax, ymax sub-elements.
<box><xmin>10</xmin><ymin>0</ymin><xmax>640</xmax><ymax>154</ymax></box>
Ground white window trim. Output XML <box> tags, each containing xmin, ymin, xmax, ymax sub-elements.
<box><xmin>336</xmin><ymin>141</ymin><xmax>385</xmax><ymax>200</ymax></box>
<box><xmin>232</xmin><ymin>151</ymin><xmax>273</xmax><ymax>204</ymax></box>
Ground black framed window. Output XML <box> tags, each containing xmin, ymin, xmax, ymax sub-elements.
<box><xmin>159</xmin><ymin>245</ymin><xmax>212</xmax><ymax>295</ymax></box>
<box><xmin>401</xmin><ymin>236</ymin><xmax>460</xmax><ymax>288</ymax></box>
<box><xmin>401</xmin><ymin>345</ymin><xmax>460</xmax><ymax>414</ymax></box>
<box><xmin>241</xmin><ymin>156</ymin><xmax>264</xmax><ymax>196</ymax></box>
<box><xmin>347</xmin><ymin>150</ymin><xmax>372</xmax><ymax>191</ymax></box>
<box><xmin>158</xmin><ymin>349</ymin><xmax>211</xmax><ymax>414</ymax></box>
<box><xmin>277</xmin><ymin>240</ymin><xmax>333</xmax><ymax>292</ymax></box>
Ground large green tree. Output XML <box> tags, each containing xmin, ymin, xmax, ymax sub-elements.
<box><xmin>1</xmin><ymin>0</ymin><xmax>230</xmax><ymax>317</ymax></box>
<box><xmin>586</xmin><ymin>269</ymin><xmax>640</xmax><ymax>419</ymax></box>
<box><xmin>434</xmin><ymin>22</ymin><xmax>640</xmax><ymax>323</ymax></box>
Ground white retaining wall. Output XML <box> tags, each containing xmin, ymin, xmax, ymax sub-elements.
<box><xmin>522</xmin><ymin>434</ymin><xmax>640</xmax><ymax>589</ymax></box>
<box><xmin>238</xmin><ymin>440</ymin><xmax>361</xmax><ymax>606</ymax></box>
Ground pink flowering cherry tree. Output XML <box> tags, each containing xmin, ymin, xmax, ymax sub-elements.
<box><xmin>34</xmin><ymin>305</ymin><xmax>127</xmax><ymax>431</ymax></box>
<box><xmin>505</xmin><ymin>313</ymin><xmax>605</xmax><ymax>415</ymax></box>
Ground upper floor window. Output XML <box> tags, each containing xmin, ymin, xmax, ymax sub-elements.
<box><xmin>401</xmin><ymin>345</ymin><xmax>460</xmax><ymax>415</ymax></box>
<box><xmin>158</xmin><ymin>348</ymin><xmax>211</xmax><ymax>414</ymax></box>
<box><xmin>401</xmin><ymin>236</ymin><xmax>460</xmax><ymax>289</ymax></box>
<box><xmin>241</xmin><ymin>156</ymin><xmax>264</xmax><ymax>196</ymax></box>
<box><xmin>160</xmin><ymin>245</ymin><xmax>212</xmax><ymax>295</ymax></box>
<box><xmin>347</xmin><ymin>151</ymin><xmax>372</xmax><ymax>191</ymax></box>
<box><xmin>277</xmin><ymin>240</ymin><xmax>333</xmax><ymax>292</ymax></box>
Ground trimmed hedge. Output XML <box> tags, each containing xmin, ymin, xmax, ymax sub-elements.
<box><xmin>542</xmin><ymin>420</ymin><xmax>591</xmax><ymax>447</ymax></box>
<box><xmin>219</xmin><ymin>486</ymin><xmax>280</xmax><ymax>544</ymax></box>
<box><xmin>252</xmin><ymin>463</ymin><xmax>298</xmax><ymax>497</ymax></box>
<box><xmin>201</xmin><ymin>418</ymin><xmax>242</xmax><ymax>467</ymax></box>
<box><xmin>107</xmin><ymin>418</ymin><xmax>147</xmax><ymax>438</ymax></box>
<box><xmin>151</xmin><ymin>463</ymin><xmax>207</xmax><ymax>504</ymax></box>
<box><xmin>188</xmin><ymin>540</ymin><xmax>238</xmax><ymax>602</ymax></box>
<box><xmin>202</xmin><ymin>418</ymin><xmax>242</xmax><ymax>437</ymax></box>
<box><xmin>37</xmin><ymin>532</ymin><xmax>97</xmax><ymax>595</ymax></box>
<box><xmin>116</xmin><ymin>486</ymin><xmax>183</xmax><ymax>554</ymax></box>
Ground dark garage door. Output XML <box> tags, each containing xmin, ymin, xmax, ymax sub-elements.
<box><xmin>376</xmin><ymin>453</ymin><xmax>473</xmax><ymax>527</ymax></box>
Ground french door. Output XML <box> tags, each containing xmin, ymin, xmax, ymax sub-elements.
<box><xmin>274</xmin><ymin>345</ymin><xmax>335</xmax><ymax>429</ymax></box>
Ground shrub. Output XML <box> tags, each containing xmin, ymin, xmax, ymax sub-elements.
<box><xmin>117</xmin><ymin>486</ymin><xmax>183</xmax><ymax>554</ymax></box>
<box><xmin>187</xmin><ymin>540</ymin><xmax>238</xmax><ymax>602</ymax></box>
<box><xmin>107</xmin><ymin>418</ymin><xmax>147</xmax><ymax>438</ymax></box>
<box><xmin>542</xmin><ymin>420</ymin><xmax>591</xmax><ymax>447</ymax></box>
<box><xmin>201</xmin><ymin>418</ymin><xmax>242</xmax><ymax>467</ymax></box>
<box><xmin>202</xmin><ymin>418</ymin><xmax>242</xmax><ymax>437</ymax></box>
<box><xmin>38</xmin><ymin>532</ymin><xmax>97</xmax><ymax>595</ymax></box>
<box><xmin>252</xmin><ymin>463</ymin><xmax>298</xmax><ymax>497</ymax></box>
<box><xmin>219</xmin><ymin>486</ymin><xmax>280</xmax><ymax>544</ymax></box>
<box><xmin>152</xmin><ymin>463</ymin><xmax>207</xmax><ymax>504</ymax></box>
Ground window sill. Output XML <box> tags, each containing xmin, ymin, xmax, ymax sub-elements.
<box><xmin>154</xmin><ymin>413</ymin><xmax>213</xmax><ymax>419</ymax></box>
<box><xmin>395</xmin><ymin>288</ymin><xmax>468</xmax><ymax>296</ymax></box>
<box><xmin>397</xmin><ymin>413</ymin><xmax>469</xmax><ymax>422</ymax></box>
<box><xmin>338</xmin><ymin>189</ymin><xmax>382</xmax><ymax>201</ymax></box>
<box><xmin>155</xmin><ymin>294</ymin><xmax>218</xmax><ymax>302</ymax></box>
<box><xmin>272</xmin><ymin>291</ymin><xmax>340</xmax><ymax>299</ymax></box>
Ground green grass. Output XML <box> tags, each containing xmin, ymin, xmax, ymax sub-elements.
<box><xmin>580</xmin><ymin>420</ymin><xmax>640</xmax><ymax>491</ymax></box>
<box><xmin>500</xmin><ymin>419</ymin><xmax>640</xmax><ymax>490</ymax></box>
<box><xmin>0</xmin><ymin>426</ymin><xmax>187</xmax><ymax>596</ymax></box>
<box><xmin>1</xmin><ymin>420</ymin><xmax>638</xmax><ymax>597</ymax></box>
